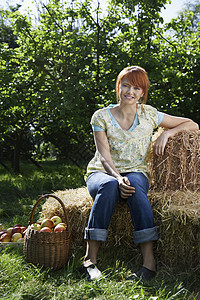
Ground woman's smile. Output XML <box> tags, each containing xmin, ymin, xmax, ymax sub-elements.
<box><xmin>119</xmin><ymin>78</ymin><xmax>143</xmax><ymax>104</ymax></box>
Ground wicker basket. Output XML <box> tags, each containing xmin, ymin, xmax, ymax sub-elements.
<box><xmin>23</xmin><ymin>194</ymin><xmax>71</xmax><ymax>270</ymax></box>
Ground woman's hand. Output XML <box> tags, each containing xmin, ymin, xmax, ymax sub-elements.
<box><xmin>117</xmin><ymin>176</ymin><xmax>135</xmax><ymax>199</ymax></box>
<box><xmin>154</xmin><ymin>113</ymin><xmax>199</xmax><ymax>156</ymax></box>
<box><xmin>153</xmin><ymin>131</ymin><xmax>170</xmax><ymax>156</ymax></box>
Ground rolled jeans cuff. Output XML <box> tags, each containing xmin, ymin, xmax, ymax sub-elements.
<box><xmin>133</xmin><ymin>226</ymin><xmax>158</xmax><ymax>244</ymax></box>
<box><xmin>84</xmin><ymin>228</ymin><xmax>108</xmax><ymax>241</ymax></box>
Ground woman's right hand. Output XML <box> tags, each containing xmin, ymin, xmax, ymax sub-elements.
<box><xmin>117</xmin><ymin>176</ymin><xmax>135</xmax><ymax>199</ymax></box>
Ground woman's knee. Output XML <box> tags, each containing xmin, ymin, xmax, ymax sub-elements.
<box><xmin>126</xmin><ymin>172</ymin><xmax>149</xmax><ymax>192</ymax></box>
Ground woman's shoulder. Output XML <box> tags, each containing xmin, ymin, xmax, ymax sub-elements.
<box><xmin>91</xmin><ymin>106</ymin><xmax>110</xmax><ymax>125</ymax></box>
<box><xmin>138</xmin><ymin>104</ymin><xmax>158</xmax><ymax>115</ymax></box>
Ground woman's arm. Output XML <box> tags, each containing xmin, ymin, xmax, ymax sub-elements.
<box><xmin>154</xmin><ymin>114</ymin><xmax>199</xmax><ymax>155</ymax></box>
<box><xmin>93</xmin><ymin>131</ymin><xmax>135</xmax><ymax>198</ymax></box>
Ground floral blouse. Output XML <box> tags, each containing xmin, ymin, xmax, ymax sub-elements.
<box><xmin>85</xmin><ymin>104</ymin><xmax>159</xmax><ymax>180</ymax></box>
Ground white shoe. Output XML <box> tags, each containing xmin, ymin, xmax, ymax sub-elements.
<box><xmin>82</xmin><ymin>264</ymin><xmax>102</xmax><ymax>281</ymax></box>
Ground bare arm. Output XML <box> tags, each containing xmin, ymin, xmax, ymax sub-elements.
<box><xmin>154</xmin><ymin>114</ymin><xmax>199</xmax><ymax>155</ymax></box>
<box><xmin>93</xmin><ymin>131</ymin><xmax>135</xmax><ymax>198</ymax></box>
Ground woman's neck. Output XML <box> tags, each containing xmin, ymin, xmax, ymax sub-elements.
<box><xmin>116</xmin><ymin>102</ymin><xmax>137</xmax><ymax>118</ymax></box>
<box><xmin>110</xmin><ymin>103</ymin><xmax>138</xmax><ymax>130</ymax></box>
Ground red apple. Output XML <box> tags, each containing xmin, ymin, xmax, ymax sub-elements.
<box><xmin>0</xmin><ymin>230</ymin><xmax>7</xmax><ymax>238</ymax></box>
<box><xmin>31</xmin><ymin>223</ymin><xmax>41</xmax><ymax>231</ymax></box>
<box><xmin>20</xmin><ymin>226</ymin><xmax>27</xmax><ymax>234</ymax></box>
<box><xmin>7</xmin><ymin>227</ymin><xmax>13</xmax><ymax>236</ymax></box>
<box><xmin>51</xmin><ymin>216</ymin><xmax>62</xmax><ymax>227</ymax></box>
<box><xmin>58</xmin><ymin>223</ymin><xmax>66</xmax><ymax>227</ymax></box>
<box><xmin>54</xmin><ymin>224</ymin><xmax>66</xmax><ymax>232</ymax></box>
<box><xmin>12</xmin><ymin>226</ymin><xmax>22</xmax><ymax>235</ymax></box>
<box><xmin>40</xmin><ymin>227</ymin><xmax>52</xmax><ymax>232</ymax></box>
<box><xmin>11</xmin><ymin>233</ymin><xmax>22</xmax><ymax>242</ymax></box>
<box><xmin>41</xmin><ymin>219</ymin><xmax>54</xmax><ymax>229</ymax></box>
<box><xmin>0</xmin><ymin>233</ymin><xmax>11</xmax><ymax>242</ymax></box>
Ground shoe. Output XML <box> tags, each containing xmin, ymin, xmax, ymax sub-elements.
<box><xmin>81</xmin><ymin>264</ymin><xmax>102</xmax><ymax>281</ymax></box>
<box><xmin>127</xmin><ymin>266</ymin><xmax>156</xmax><ymax>282</ymax></box>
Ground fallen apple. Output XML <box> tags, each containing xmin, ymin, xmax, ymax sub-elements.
<box><xmin>11</xmin><ymin>232</ymin><xmax>22</xmax><ymax>242</ymax></box>
<box><xmin>31</xmin><ymin>223</ymin><xmax>41</xmax><ymax>231</ymax></box>
<box><xmin>40</xmin><ymin>227</ymin><xmax>52</xmax><ymax>232</ymax></box>
<box><xmin>0</xmin><ymin>232</ymin><xmax>11</xmax><ymax>242</ymax></box>
<box><xmin>54</xmin><ymin>224</ymin><xmax>66</xmax><ymax>232</ymax></box>
<box><xmin>51</xmin><ymin>216</ymin><xmax>62</xmax><ymax>227</ymax></box>
<box><xmin>41</xmin><ymin>219</ymin><xmax>54</xmax><ymax>229</ymax></box>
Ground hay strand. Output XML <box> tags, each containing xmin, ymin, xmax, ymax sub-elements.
<box><xmin>150</xmin><ymin>130</ymin><xmax>200</xmax><ymax>191</ymax></box>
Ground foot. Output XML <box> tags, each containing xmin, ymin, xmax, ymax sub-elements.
<box><xmin>81</xmin><ymin>264</ymin><xmax>102</xmax><ymax>281</ymax></box>
<box><xmin>127</xmin><ymin>266</ymin><xmax>156</xmax><ymax>282</ymax></box>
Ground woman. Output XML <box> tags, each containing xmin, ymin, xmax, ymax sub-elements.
<box><xmin>82</xmin><ymin>66</ymin><xmax>199</xmax><ymax>281</ymax></box>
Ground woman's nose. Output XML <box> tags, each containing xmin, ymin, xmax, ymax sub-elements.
<box><xmin>128</xmin><ymin>86</ymin><xmax>134</xmax><ymax>94</ymax></box>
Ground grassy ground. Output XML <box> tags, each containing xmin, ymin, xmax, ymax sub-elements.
<box><xmin>0</xmin><ymin>161</ymin><xmax>199</xmax><ymax>299</ymax></box>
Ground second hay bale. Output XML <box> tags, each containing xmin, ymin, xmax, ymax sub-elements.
<box><xmin>150</xmin><ymin>130</ymin><xmax>200</xmax><ymax>191</ymax></box>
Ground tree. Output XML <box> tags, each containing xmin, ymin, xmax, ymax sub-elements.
<box><xmin>0</xmin><ymin>0</ymin><xmax>199</xmax><ymax>174</ymax></box>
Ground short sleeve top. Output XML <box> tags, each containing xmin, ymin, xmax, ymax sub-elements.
<box><xmin>85</xmin><ymin>104</ymin><xmax>159</xmax><ymax>180</ymax></box>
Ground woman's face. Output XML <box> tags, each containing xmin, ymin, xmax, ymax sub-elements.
<box><xmin>119</xmin><ymin>78</ymin><xmax>144</xmax><ymax>105</ymax></box>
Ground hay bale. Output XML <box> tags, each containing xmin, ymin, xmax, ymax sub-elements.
<box><xmin>149</xmin><ymin>190</ymin><xmax>200</xmax><ymax>269</ymax></box>
<box><xmin>41</xmin><ymin>129</ymin><xmax>200</xmax><ymax>270</ymax></box>
<box><xmin>41</xmin><ymin>187</ymin><xmax>134</xmax><ymax>248</ymax></box>
<box><xmin>150</xmin><ymin>130</ymin><xmax>200</xmax><ymax>191</ymax></box>
<box><xmin>41</xmin><ymin>187</ymin><xmax>200</xmax><ymax>269</ymax></box>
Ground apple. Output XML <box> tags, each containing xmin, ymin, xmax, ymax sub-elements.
<box><xmin>20</xmin><ymin>226</ymin><xmax>27</xmax><ymax>234</ymax></box>
<box><xmin>40</xmin><ymin>227</ymin><xmax>52</xmax><ymax>233</ymax></box>
<box><xmin>41</xmin><ymin>219</ymin><xmax>54</xmax><ymax>229</ymax></box>
<box><xmin>17</xmin><ymin>237</ymin><xmax>24</xmax><ymax>243</ymax></box>
<box><xmin>54</xmin><ymin>224</ymin><xmax>66</xmax><ymax>232</ymax></box>
<box><xmin>0</xmin><ymin>233</ymin><xmax>11</xmax><ymax>242</ymax></box>
<box><xmin>7</xmin><ymin>227</ymin><xmax>13</xmax><ymax>236</ymax></box>
<box><xmin>11</xmin><ymin>233</ymin><xmax>22</xmax><ymax>242</ymax></box>
<box><xmin>58</xmin><ymin>223</ymin><xmax>66</xmax><ymax>227</ymax></box>
<box><xmin>0</xmin><ymin>230</ymin><xmax>7</xmax><ymax>238</ymax></box>
<box><xmin>12</xmin><ymin>226</ymin><xmax>22</xmax><ymax>235</ymax></box>
<box><xmin>13</xmin><ymin>224</ymin><xmax>21</xmax><ymax>228</ymax></box>
<box><xmin>31</xmin><ymin>223</ymin><xmax>41</xmax><ymax>231</ymax></box>
<box><xmin>51</xmin><ymin>216</ymin><xmax>62</xmax><ymax>227</ymax></box>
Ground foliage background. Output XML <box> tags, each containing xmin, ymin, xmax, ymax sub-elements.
<box><xmin>0</xmin><ymin>0</ymin><xmax>199</xmax><ymax>173</ymax></box>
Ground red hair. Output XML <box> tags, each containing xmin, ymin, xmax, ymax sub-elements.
<box><xmin>116</xmin><ymin>66</ymin><xmax>150</xmax><ymax>104</ymax></box>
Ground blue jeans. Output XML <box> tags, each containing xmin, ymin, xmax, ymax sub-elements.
<box><xmin>85</xmin><ymin>172</ymin><xmax>158</xmax><ymax>244</ymax></box>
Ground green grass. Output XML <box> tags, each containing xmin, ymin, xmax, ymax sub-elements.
<box><xmin>0</xmin><ymin>161</ymin><xmax>199</xmax><ymax>299</ymax></box>
<box><xmin>0</xmin><ymin>245</ymin><xmax>198</xmax><ymax>300</ymax></box>
<box><xmin>0</xmin><ymin>160</ymin><xmax>85</xmax><ymax>227</ymax></box>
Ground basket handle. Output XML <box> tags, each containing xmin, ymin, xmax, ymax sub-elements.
<box><xmin>28</xmin><ymin>194</ymin><xmax>69</xmax><ymax>227</ymax></box>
